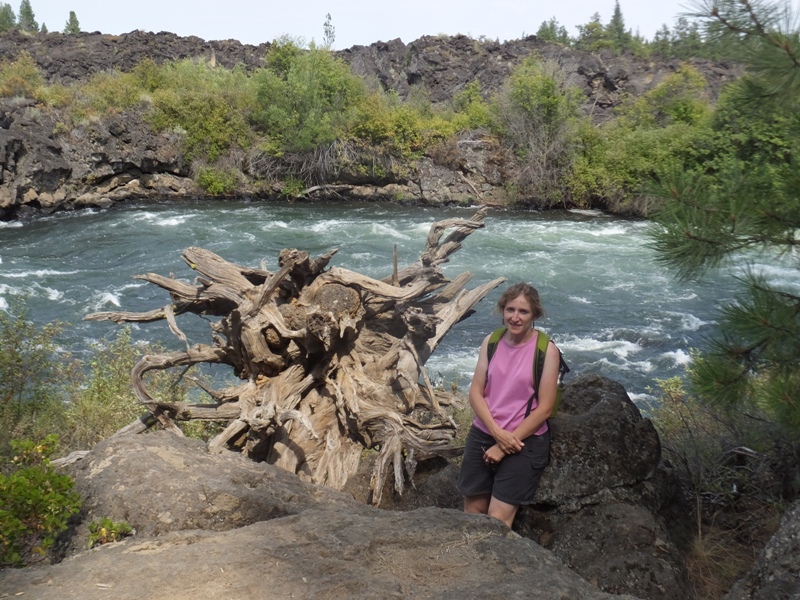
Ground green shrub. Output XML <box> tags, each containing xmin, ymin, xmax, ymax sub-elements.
<box><xmin>196</xmin><ymin>166</ymin><xmax>239</xmax><ymax>195</ymax></box>
<box><xmin>0</xmin><ymin>435</ymin><xmax>82</xmax><ymax>567</ymax></box>
<box><xmin>492</xmin><ymin>56</ymin><xmax>584</xmax><ymax>206</ymax></box>
<box><xmin>452</xmin><ymin>80</ymin><xmax>492</xmax><ymax>130</ymax></box>
<box><xmin>88</xmin><ymin>517</ymin><xmax>133</xmax><ymax>548</ymax></box>
<box><xmin>61</xmin><ymin>328</ymin><xmax>193</xmax><ymax>451</ymax></box>
<box><xmin>0</xmin><ymin>300</ymin><xmax>68</xmax><ymax>453</ymax></box>
<box><xmin>251</xmin><ymin>42</ymin><xmax>365</xmax><ymax>152</ymax></box>
<box><xmin>0</xmin><ymin>51</ymin><xmax>44</xmax><ymax>98</ymax></box>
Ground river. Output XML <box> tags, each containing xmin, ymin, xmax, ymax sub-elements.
<box><xmin>2</xmin><ymin>199</ymin><xmax>796</xmax><ymax>407</ymax></box>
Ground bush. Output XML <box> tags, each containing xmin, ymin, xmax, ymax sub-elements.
<box><xmin>0</xmin><ymin>300</ymin><xmax>69</xmax><ymax>453</ymax></box>
<box><xmin>570</xmin><ymin>68</ymin><xmax>713</xmax><ymax>212</ymax></box>
<box><xmin>0</xmin><ymin>51</ymin><xmax>44</xmax><ymax>98</ymax></box>
<box><xmin>251</xmin><ymin>41</ymin><xmax>365</xmax><ymax>152</ymax></box>
<box><xmin>196</xmin><ymin>166</ymin><xmax>239</xmax><ymax>195</ymax></box>
<box><xmin>0</xmin><ymin>435</ymin><xmax>81</xmax><ymax>567</ymax></box>
<box><xmin>492</xmin><ymin>56</ymin><xmax>584</xmax><ymax>206</ymax></box>
<box><xmin>88</xmin><ymin>517</ymin><xmax>133</xmax><ymax>548</ymax></box>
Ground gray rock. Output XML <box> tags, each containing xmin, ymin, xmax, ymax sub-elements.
<box><xmin>0</xmin><ymin>429</ymin><xmax>648</xmax><ymax>600</ymax></box>
<box><xmin>67</xmin><ymin>431</ymin><xmax>352</xmax><ymax>540</ymax></box>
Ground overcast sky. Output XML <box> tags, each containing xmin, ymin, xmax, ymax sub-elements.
<box><xmin>27</xmin><ymin>1</ymin><xmax>702</xmax><ymax>48</ymax></box>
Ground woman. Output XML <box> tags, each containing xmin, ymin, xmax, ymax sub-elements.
<box><xmin>457</xmin><ymin>282</ymin><xmax>560</xmax><ymax>527</ymax></box>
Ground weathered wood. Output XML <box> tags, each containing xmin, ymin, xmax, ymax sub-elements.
<box><xmin>86</xmin><ymin>208</ymin><xmax>502</xmax><ymax>504</ymax></box>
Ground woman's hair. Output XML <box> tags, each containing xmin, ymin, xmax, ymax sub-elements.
<box><xmin>496</xmin><ymin>283</ymin><xmax>544</xmax><ymax>321</ymax></box>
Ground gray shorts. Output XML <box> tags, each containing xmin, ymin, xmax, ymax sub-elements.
<box><xmin>457</xmin><ymin>425</ymin><xmax>550</xmax><ymax>506</ymax></box>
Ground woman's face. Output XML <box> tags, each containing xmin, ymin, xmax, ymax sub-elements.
<box><xmin>502</xmin><ymin>293</ymin><xmax>534</xmax><ymax>334</ymax></box>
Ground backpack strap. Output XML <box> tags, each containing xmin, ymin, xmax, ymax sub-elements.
<box><xmin>526</xmin><ymin>329</ymin><xmax>550</xmax><ymax>417</ymax></box>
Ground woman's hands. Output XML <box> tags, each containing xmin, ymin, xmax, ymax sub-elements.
<box><xmin>491</xmin><ymin>428</ymin><xmax>524</xmax><ymax>454</ymax></box>
<box><xmin>483</xmin><ymin>430</ymin><xmax>523</xmax><ymax>466</ymax></box>
<box><xmin>483</xmin><ymin>444</ymin><xmax>506</xmax><ymax>465</ymax></box>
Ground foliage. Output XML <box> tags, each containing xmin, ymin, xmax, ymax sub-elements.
<box><xmin>574</xmin><ymin>13</ymin><xmax>614</xmax><ymax>52</ymax></box>
<box><xmin>535</xmin><ymin>17</ymin><xmax>570</xmax><ymax>45</ymax></box>
<box><xmin>606</xmin><ymin>1</ymin><xmax>632</xmax><ymax>50</ymax></box>
<box><xmin>148</xmin><ymin>60</ymin><xmax>255</xmax><ymax>161</ymax></box>
<box><xmin>0</xmin><ymin>435</ymin><xmax>82</xmax><ymax>567</ymax></box>
<box><xmin>571</xmin><ymin>66</ymin><xmax>713</xmax><ymax>211</ymax></box>
<box><xmin>492</xmin><ymin>56</ymin><xmax>583</xmax><ymax>206</ymax></box>
<box><xmin>88</xmin><ymin>518</ymin><xmax>133</xmax><ymax>548</ymax></box>
<box><xmin>0</xmin><ymin>3</ymin><xmax>15</xmax><ymax>32</ymax></box>
<box><xmin>16</xmin><ymin>0</ymin><xmax>36</xmax><ymax>32</ymax></box>
<box><xmin>451</xmin><ymin>80</ymin><xmax>492</xmax><ymax>130</ymax></box>
<box><xmin>251</xmin><ymin>40</ymin><xmax>364</xmax><ymax>153</ymax></box>
<box><xmin>650</xmin><ymin>376</ymin><xmax>795</xmax><ymax>598</ymax></box>
<box><xmin>0</xmin><ymin>299</ymin><xmax>68</xmax><ymax>453</ymax></box>
<box><xmin>322</xmin><ymin>13</ymin><xmax>335</xmax><ymax>49</ymax></box>
<box><xmin>0</xmin><ymin>301</ymin><xmax>195</xmax><ymax>457</ymax></box>
<box><xmin>63</xmin><ymin>10</ymin><xmax>79</xmax><ymax>35</ymax></box>
<box><xmin>62</xmin><ymin>328</ymin><xmax>194</xmax><ymax>451</ymax></box>
<box><xmin>649</xmin><ymin>0</ymin><xmax>800</xmax><ymax>430</ymax></box>
<box><xmin>196</xmin><ymin>166</ymin><xmax>239</xmax><ymax>195</ymax></box>
<box><xmin>0</xmin><ymin>50</ymin><xmax>44</xmax><ymax>98</ymax></box>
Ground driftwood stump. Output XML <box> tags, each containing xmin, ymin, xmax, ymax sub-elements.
<box><xmin>86</xmin><ymin>208</ymin><xmax>503</xmax><ymax>504</ymax></box>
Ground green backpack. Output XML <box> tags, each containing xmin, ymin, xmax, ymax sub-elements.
<box><xmin>486</xmin><ymin>327</ymin><xmax>570</xmax><ymax>418</ymax></box>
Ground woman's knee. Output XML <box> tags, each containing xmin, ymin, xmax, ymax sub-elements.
<box><xmin>464</xmin><ymin>494</ymin><xmax>490</xmax><ymax>514</ymax></box>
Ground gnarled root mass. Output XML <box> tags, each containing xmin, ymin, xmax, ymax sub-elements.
<box><xmin>86</xmin><ymin>208</ymin><xmax>503</xmax><ymax>505</ymax></box>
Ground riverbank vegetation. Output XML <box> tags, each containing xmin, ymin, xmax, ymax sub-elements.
<box><xmin>0</xmin><ymin>1</ymin><xmax>766</xmax><ymax>213</ymax></box>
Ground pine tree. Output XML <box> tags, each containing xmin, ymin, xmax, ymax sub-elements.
<box><xmin>649</xmin><ymin>0</ymin><xmax>800</xmax><ymax>430</ymax></box>
<box><xmin>606</xmin><ymin>1</ymin><xmax>631</xmax><ymax>51</ymax></box>
<box><xmin>535</xmin><ymin>17</ymin><xmax>570</xmax><ymax>45</ymax></box>
<box><xmin>39</xmin><ymin>21</ymin><xmax>45</xmax><ymax>32</ymax></box>
<box><xmin>63</xmin><ymin>10</ymin><xmax>80</xmax><ymax>35</ymax></box>
<box><xmin>16</xmin><ymin>0</ymin><xmax>36</xmax><ymax>32</ymax></box>
<box><xmin>0</xmin><ymin>3</ymin><xmax>15</xmax><ymax>32</ymax></box>
<box><xmin>574</xmin><ymin>12</ymin><xmax>612</xmax><ymax>52</ymax></box>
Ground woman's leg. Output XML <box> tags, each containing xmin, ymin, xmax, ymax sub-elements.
<box><xmin>464</xmin><ymin>493</ymin><xmax>491</xmax><ymax>515</ymax></box>
<box><xmin>487</xmin><ymin>496</ymin><xmax>519</xmax><ymax>527</ymax></box>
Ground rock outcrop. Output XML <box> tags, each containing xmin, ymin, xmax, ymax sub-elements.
<box><xmin>0</xmin><ymin>418</ymin><xmax>649</xmax><ymax>600</ymax></box>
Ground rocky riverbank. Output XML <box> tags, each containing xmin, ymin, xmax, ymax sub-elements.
<box><xmin>0</xmin><ymin>29</ymin><xmax>741</xmax><ymax>221</ymax></box>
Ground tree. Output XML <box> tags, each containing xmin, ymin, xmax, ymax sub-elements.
<box><xmin>63</xmin><ymin>10</ymin><xmax>79</xmax><ymax>35</ymax></box>
<box><xmin>16</xmin><ymin>0</ymin><xmax>36</xmax><ymax>32</ymax></box>
<box><xmin>322</xmin><ymin>12</ymin><xmax>335</xmax><ymax>49</ymax></box>
<box><xmin>535</xmin><ymin>17</ymin><xmax>570</xmax><ymax>45</ymax></box>
<box><xmin>671</xmin><ymin>16</ymin><xmax>705</xmax><ymax>58</ymax></box>
<box><xmin>493</xmin><ymin>57</ymin><xmax>583</xmax><ymax>206</ymax></box>
<box><xmin>38</xmin><ymin>21</ymin><xmax>45</xmax><ymax>33</ymax></box>
<box><xmin>574</xmin><ymin>12</ymin><xmax>613</xmax><ymax>51</ymax></box>
<box><xmin>606</xmin><ymin>0</ymin><xmax>632</xmax><ymax>51</ymax></box>
<box><xmin>649</xmin><ymin>0</ymin><xmax>800</xmax><ymax>429</ymax></box>
<box><xmin>0</xmin><ymin>3</ymin><xmax>15</xmax><ymax>31</ymax></box>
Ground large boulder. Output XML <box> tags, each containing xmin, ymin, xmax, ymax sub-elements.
<box><xmin>0</xmin><ymin>430</ymin><xmax>645</xmax><ymax>600</ymax></box>
<box><xmin>66</xmin><ymin>431</ymin><xmax>352</xmax><ymax>540</ymax></box>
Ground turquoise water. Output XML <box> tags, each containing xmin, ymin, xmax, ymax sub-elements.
<box><xmin>2</xmin><ymin>200</ymin><xmax>797</xmax><ymax>405</ymax></box>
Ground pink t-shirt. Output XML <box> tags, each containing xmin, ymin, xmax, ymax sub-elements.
<box><xmin>474</xmin><ymin>331</ymin><xmax>549</xmax><ymax>436</ymax></box>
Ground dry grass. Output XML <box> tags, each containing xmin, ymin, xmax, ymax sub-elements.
<box><xmin>686</xmin><ymin>525</ymin><xmax>757</xmax><ymax>600</ymax></box>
